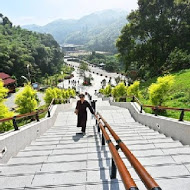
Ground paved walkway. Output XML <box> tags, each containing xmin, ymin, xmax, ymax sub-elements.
<box><xmin>1</xmin><ymin>97</ymin><xmax>190</xmax><ymax>189</ymax></box>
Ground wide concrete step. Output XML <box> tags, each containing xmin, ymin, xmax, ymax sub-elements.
<box><xmin>1</xmin><ymin>103</ymin><xmax>190</xmax><ymax>189</ymax></box>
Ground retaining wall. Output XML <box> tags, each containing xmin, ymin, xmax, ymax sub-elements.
<box><xmin>0</xmin><ymin>105</ymin><xmax>58</xmax><ymax>163</ymax></box>
<box><xmin>110</xmin><ymin>102</ymin><xmax>190</xmax><ymax>145</ymax></box>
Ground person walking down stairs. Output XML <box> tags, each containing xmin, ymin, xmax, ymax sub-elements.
<box><xmin>74</xmin><ymin>93</ymin><xmax>95</xmax><ymax>135</ymax></box>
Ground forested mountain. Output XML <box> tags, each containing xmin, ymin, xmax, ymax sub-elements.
<box><xmin>0</xmin><ymin>14</ymin><xmax>64</xmax><ymax>84</ymax></box>
<box><xmin>23</xmin><ymin>10</ymin><xmax>128</xmax><ymax>52</ymax></box>
<box><xmin>117</xmin><ymin>0</ymin><xmax>190</xmax><ymax>80</ymax></box>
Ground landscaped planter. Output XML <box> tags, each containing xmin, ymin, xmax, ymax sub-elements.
<box><xmin>82</xmin><ymin>81</ymin><xmax>91</xmax><ymax>86</ymax></box>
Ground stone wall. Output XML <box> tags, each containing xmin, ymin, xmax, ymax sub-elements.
<box><xmin>110</xmin><ymin>102</ymin><xmax>190</xmax><ymax>145</ymax></box>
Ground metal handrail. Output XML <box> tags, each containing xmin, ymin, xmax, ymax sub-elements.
<box><xmin>130</xmin><ymin>96</ymin><xmax>190</xmax><ymax>121</ymax></box>
<box><xmin>97</xmin><ymin>112</ymin><xmax>162</xmax><ymax>190</ymax></box>
<box><xmin>95</xmin><ymin>115</ymin><xmax>138</xmax><ymax>190</ymax></box>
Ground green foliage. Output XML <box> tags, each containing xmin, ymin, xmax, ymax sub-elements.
<box><xmin>0</xmin><ymin>103</ymin><xmax>14</xmax><ymax>132</ymax></box>
<box><xmin>99</xmin><ymin>85</ymin><xmax>112</xmax><ymax>97</ymax></box>
<box><xmin>79</xmin><ymin>61</ymin><xmax>89</xmax><ymax>71</ymax></box>
<box><xmin>126</xmin><ymin>69</ymin><xmax>190</xmax><ymax>121</ymax></box>
<box><xmin>0</xmin><ymin>79</ymin><xmax>14</xmax><ymax>132</ymax></box>
<box><xmin>148</xmin><ymin>75</ymin><xmax>174</xmax><ymax>106</ymax></box>
<box><xmin>44</xmin><ymin>88</ymin><xmax>57</xmax><ymax>104</ymax></box>
<box><xmin>0</xmin><ymin>79</ymin><xmax>8</xmax><ymax>101</ymax></box>
<box><xmin>15</xmin><ymin>85</ymin><xmax>38</xmax><ymax>114</ymax></box>
<box><xmin>165</xmin><ymin>48</ymin><xmax>190</xmax><ymax>72</ymax></box>
<box><xmin>44</xmin><ymin>87</ymin><xmax>76</xmax><ymax>104</ymax></box>
<box><xmin>0</xmin><ymin>14</ymin><xmax>64</xmax><ymax>85</ymax></box>
<box><xmin>79</xmin><ymin>53</ymin><xmax>122</xmax><ymax>73</ymax></box>
<box><xmin>127</xmin><ymin>81</ymin><xmax>140</xmax><ymax>98</ymax></box>
<box><xmin>83</xmin><ymin>74</ymin><xmax>93</xmax><ymax>86</ymax></box>
<box><xmin>67</xmin><ymin>88</ymin><xmax>76</xmax><ymax>97</ymax></box>
<box><xmin>111</xmin><ymin>82</ymin><xmax>127</xmax><ymax>101</ymax></box>
<box><xmin>117</xmin><ymin>0</ymin><xmax>190</xmax><ymax>80</ymax></box>
<box><xmin>0</xmin><ymin>79</ymin><xmax>13</xmax><ymax>131</ymax></box>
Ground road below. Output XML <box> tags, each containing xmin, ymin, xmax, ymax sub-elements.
<box><xmin>58</xmin><ymin>60</ymin><xmax>121</xmax><ymax>96</ymax></box>
<box><xmin>5</xmin><ymin>88</ymin><xmax>45</xmax><ymax>110</ymax></box>
<box><xmin>5</xmin><ymin>60</ymin><xmax>120</xmax><ymax>109</ymax></box>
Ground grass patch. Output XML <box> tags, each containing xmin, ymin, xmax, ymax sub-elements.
<box><xmin>134</xmin><ymin>69</ymin><xmax>190</xmax><ymax>121</ymax></box>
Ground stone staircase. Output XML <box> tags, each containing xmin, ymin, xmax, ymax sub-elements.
<box><xmin>0</xmin><ymin>98</ymin><xmax>190</xmax><ymax>189</ymax></box>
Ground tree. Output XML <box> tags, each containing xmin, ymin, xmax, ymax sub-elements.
<box><xmin>80</xmin><ymin>61</ymin><xmax>88</xmax><ymax>71</ymax></box>
<box><xmin>15</xmin><ymin>85</ymin><xmax>38</xmax><ymax>114</ymax></box>
<box><xmin>164</xmin><ymin>48</ymin><xmax>190</xmax><ymax>72</ymax></box>
<box><xmin>0</xmin><ymin>14</ymin><xmax>64</xmax><ymax>85</ymax></box>
<box><xmin>116</xmin><ymin>0</ymin><xmax>190</xmax><ymax>80</ymax></box>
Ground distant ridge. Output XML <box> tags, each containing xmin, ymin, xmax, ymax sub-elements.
<box><xmin>22</xmin><ymin>9</ymin><xmax>128</xmax><ymax>52</ymax></box>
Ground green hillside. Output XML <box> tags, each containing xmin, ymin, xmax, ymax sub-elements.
<box><xmin>139</xmin><ymin>69</ymin><xmax>190</xmax><ymax>121</ymax></box>
<box><xmin>0</xmin><ymin>14</ymin><xmax>64</xmax><ymax>85</ymax></box>
<box><xmin>22</xmin><ymin>10</ymin><xmax>128</xmax><ymax>53</ymax></box>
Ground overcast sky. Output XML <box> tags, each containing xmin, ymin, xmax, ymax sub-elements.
<box><xmin>0</xmin><ymin>0</ymin><xmax>138</xmax><ymax>26</ymax></box>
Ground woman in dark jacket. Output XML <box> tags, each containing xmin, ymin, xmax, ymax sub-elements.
<box><xmin>75</xmin><ymin>93</ymin><xmax>95</xmax><ymax>135</ymax></box>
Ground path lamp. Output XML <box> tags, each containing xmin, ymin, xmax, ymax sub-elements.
<box><xmin>61</xmin><ymin>71</ymin><xmax>64</xmax><ymax>89</ymax></box>
<box><xmin>27</xmin><ymin>64</ymin><xmax>31</xmax><ymax>83</ymax></box>
<box><xmin>21</xmin><ymin>75</ymin><xmax>29</xmax><ymax>84</ymax></box>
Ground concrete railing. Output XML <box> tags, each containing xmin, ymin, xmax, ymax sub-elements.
<box><xmin>110</xmin><ymin>102</ymin><xmax>190</xmax><ymax>146</ymax></box>
<box><xmin>0</xmin><ymin>105</ymin><xmax>58</xmax><ymax>163</ymax></box>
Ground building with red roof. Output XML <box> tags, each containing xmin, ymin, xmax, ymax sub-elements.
<box><xmin>0</xmin><ymin>72</ymin><xmax>16</xmax><ymax>93</ymax></box>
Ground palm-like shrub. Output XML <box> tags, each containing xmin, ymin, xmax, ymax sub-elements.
<box><xmin>127</xmin><ymin>81</ymin><xmax>140</xmax><ymax>98</ymax></box>
<box><xmin>111</xmin><ymin>82</ymin><xmax>127</xmax><ymax>102</ymax></box>
<box><xmin>0</xmin><ymin>79</ymin><xmax>14</xmax><ymax>132</ymax></box>
<box><xmin>44</xmin><ymin>88</ymin><xmax>57</xmax><ymax>105</ymax></box>
<box><xmin>0</xmin><ymin>103</ymin><xmax>14</xmax><ymax>132</ymax></box>
<box><xmin>15</xmin><ymin>85</ymin><xmax>38</xmax><ymax>114</ymax></box>
<box><xmin>44</xmin><ymin>88</ymin><xmax>76</xmax><ymax>104</ymax></box>
<box><xmin>148</xmin><ymin>75</ymin><xmax>174</xmax><ymax>106</ymax></box>
<box><xmin>0</xmin><ymin>79</ymin><xmax>8</xmax><ymax>101</ymax></box>
<box><xmin>99</xmin><ymin>85</ymin><xmax>112</xmax><ymax>97</ymax></box>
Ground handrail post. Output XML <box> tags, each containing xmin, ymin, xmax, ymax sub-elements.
<box><xmin>102</xmin><ymin>125</ymin><xmax>106</xmax><ymax>145</ymax></box>
<box><xmin>35</xmin><ymin>109</ymin><xmax>40</xmax><ymax>122</ymax></box>
<box><xmin>48</xmin><ymin>109</ymin><xmax>51</xmax><ymax>117</ymax></box>
<box><xmin>179</xmin><ymin>109</ymin><xmax>184</xmax><ymax>121</ymax></box>
<box><xmin>154</xmin><ymin>106</ymin><xmax>158</xmax><ymax>116</ymax></box>
<box><xmin>102</xmin><ymin>133</ymin><xmax>105</xmax><ymax>145</ymax></box>
<box><xmin>97</xmin><ymin>117</ymin><xmax>101</xmax><ymax>133</ymax></box>
<box><xmin>110</xmin><ymin>145</ymin><xmax>120</xmax><ymax>179</ymax></box>
<box><xmin>140</xmin><ymin>105</ymin><xmax>143</xmax><ymax>113</ymax></box>
<box><xmin>12</xmin><ymin>116</ymin><xmax>19</xmax><ymax>131</ymax></box>
<box><xmin>131</xmin><ymin>96</ymin><xmax>135</xmax><ymax>102</ymax></box>
<box><xmin>98</xmin><ymin>123</ymin><xmax>100</xmax><ymax>133</ymax></box>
